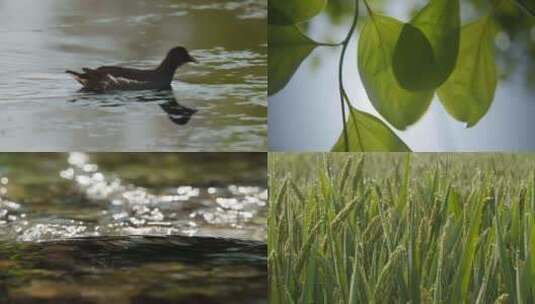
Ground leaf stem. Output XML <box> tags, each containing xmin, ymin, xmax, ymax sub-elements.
<box><xmin>342</xmin><ymin>89</ymin><xmax>364</xmax><ymax>151</ymax></box>
<box><xmin>362</xmin><ymin>0</ymin><xmax>374</xmax><ymax>17</ymax></box>
<box><xmin>510</xmin><ymin>0</ymin><xmax>535</xmax><ymax>17</ymax></box>
<box><xmin>338</xmin><ymin>0</ymin><xmax>360</xmax><ymax>151</ymax></box>
<box><xmin>317</xmin><ymin>42</ymin><xmax>345</xmax><ymax>47</ymax></box>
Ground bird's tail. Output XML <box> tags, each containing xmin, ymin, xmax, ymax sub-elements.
<box><xmin>65</xmin><ymin>70</ymin><xmax>89</xmax><ymax>87</ymax></box>
<box><xmin>66</xmin><ymin>70</ymin><xmax>82</xmax><ymax>77</ymax></box>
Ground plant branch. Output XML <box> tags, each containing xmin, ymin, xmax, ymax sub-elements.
<box><xmin>510</xmin><ymin>0</ymin><xmax>535</xmax><ymax>17</ymax></box>
<box><xmin>317</xmin><ymin>42</ymin><xmax>345</xmax><ymax>47</ymax></box>
<box><xmin>362</xmin><ymin>0</ymin><xmax>374</xmax><ymax>17</ymax></box>
<box><xmin>338</xmin><ymin>0</ymin><xmax>360</xmax><ymax>151</ymax></box>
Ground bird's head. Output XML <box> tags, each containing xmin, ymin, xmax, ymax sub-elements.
<box><xmin>166</xmin><ymin>46</ymin><xmax>198</xmax><ymax>67</ymax></box>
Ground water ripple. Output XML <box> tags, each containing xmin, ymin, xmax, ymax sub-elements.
<box><xmin>0</xmin><ymin>153</ymin><xmax>267</xmax><ymax>242</ymax></box>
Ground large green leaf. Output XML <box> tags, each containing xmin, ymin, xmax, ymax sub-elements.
<box><xmin>268</xmin><ymin>25</ymin><xmax>317</xmax><ymax>96</ymax></box>
<box><xmin>269</xmin><ymin>0</ymin><xmax>327</xmax><ymax>25</ymax></box>
<box><xmin>358</xmin><ymin>14</ymin><xmax>434</xmax><ymax>130</ymax></box>
<box><xmin>393</xmin><ymin>0</ymin><xmax>460</xmax><ymax>91</ymax></box>
<box><xmin>331</xmin><ymin>105</ymin><xmax>411</xmax><ymax>152</ymax></box>
<box><xmin>437</xmin><ymin>17</ymin><xmax>497</xmax><ymax>127</ymax></box>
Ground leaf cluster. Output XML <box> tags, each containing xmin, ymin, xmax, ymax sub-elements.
<box><xmin>268</xmin><ymin>0</ymin><xmax>534</xmax><ymax>151</ymax></box>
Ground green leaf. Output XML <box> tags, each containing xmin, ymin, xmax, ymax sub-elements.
<box><xmin>392</xmin><ymin>25</ymin><xmax>436</xmax><ymax>90</ymax></box>
<box><xmin>437</xmin><ymin>17</ymin><xmax>497</xmax><ymax>127</ymax></box>
<box><xmin>268</xmin><ymin>0</ymin><xmax>327</xmax><ymax>25</ymax></box>
<box><xmin>446</xmin><ymin>188</ymin><xmax>461</xmax><ymax>218</ymax></box>
<box><xmin>331</xmin><ymin>105</ymin><xmax>411</xmax><ymax>152</ymax></box>
<box><xmin>358</xmin><ymin>14</ymin><xmax>434</xmax><ymax>130</ymax></box>
<box><xmin>268</xmin><ymin>25</ymin><xmax>317</xmax><ymax>96</ymax></box>
<box><xmin>301</xmin><ymin>243</ymin><xmax>317</xmax><ymax>304</ymax></box>
<box><xmin>348</xmin><ymin>239</ymin><xmax>361</xmax><ymax>304</ymax></box>
<box><xmin>393</xmin><ymin>0</ymin><xmax>460</xmax><ymax>91</ymax></box>
<box><xmin>408</xmin><ymin>197</ymin><xmax>421</xmax><ymax>304</ymax></box>
<box><xmin>452</xmin><ymin>194</ymin><xmax>485</xmax><ymax>303</ymax></box>
<box><xmin>529</xmin><ymin>217</ymin><xmax>535</xmax><ymax>299</ymax></box>
<box><xmin>496</xmin><ymin>208</ymin><xmax>517</xmax><ymax>303</ymax></box>
<box><xmin>397</xmin><ymin>153</ymin><xmax>411</xmax><ymax>212</ymax></box>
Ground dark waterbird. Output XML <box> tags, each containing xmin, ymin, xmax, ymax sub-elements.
<box><xmin>66</xmin><ymin>46</ymin><xmax>197</xmax><ymax>92</ymax></box>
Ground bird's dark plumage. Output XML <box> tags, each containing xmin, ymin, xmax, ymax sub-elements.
<box><xmin>66</xmin><ymin>46</ymin><xmax>197</xmax><ymax>92</ymax></box>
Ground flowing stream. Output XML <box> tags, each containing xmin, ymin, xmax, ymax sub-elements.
<box><xmin>0</xmin><ymin>153</ymin><xmax>267</xmax><ymax>303</ymax></box>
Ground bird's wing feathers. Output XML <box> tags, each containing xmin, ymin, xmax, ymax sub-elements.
<box><xmin>66</xmin><ymin>67</ymin><xmax>157</xmax><ymax>91</ymax></box>
<box><xmin>97</xmin><ymin>66</ymin><xmax>152</xmax><ymax>81</ymax></box>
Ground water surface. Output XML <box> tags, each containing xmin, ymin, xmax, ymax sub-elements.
<box><xmin>0</xmin><ymin>0</ymin><xmax>267</xmax><ymax>151</ymax></box>
<box><xmin>0</xmin><ymin>153</ymin><xmax>267</xmax><ymax>303</ymax></box>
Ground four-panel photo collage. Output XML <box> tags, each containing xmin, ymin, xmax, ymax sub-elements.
<box><xmin>1</xmin><ymin>0</ymin><xmax>535</xmax><ymax>303</ymax></box>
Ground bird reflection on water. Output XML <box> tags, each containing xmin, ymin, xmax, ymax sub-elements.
<box><xmin>68</xmin><ymin>89</ymin><xmax>198</xmax><ymax>126</ymax></box>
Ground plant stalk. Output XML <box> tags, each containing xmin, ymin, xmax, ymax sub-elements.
<box><xmin>338</xmin><ymin>0</ymin><xmax>360</xmax><ymax>151</ymax></box>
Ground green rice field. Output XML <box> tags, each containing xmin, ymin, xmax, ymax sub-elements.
<box><xmin>269</xmin><ymin>153</ymin><xmax>535</xmax><ymax>304</ymax></box>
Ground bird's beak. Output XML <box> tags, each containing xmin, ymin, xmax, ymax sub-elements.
<box><xmin>189</xmin><ymin>56</ymin><xmax>199</xmax><ymax>64</ymax></box>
